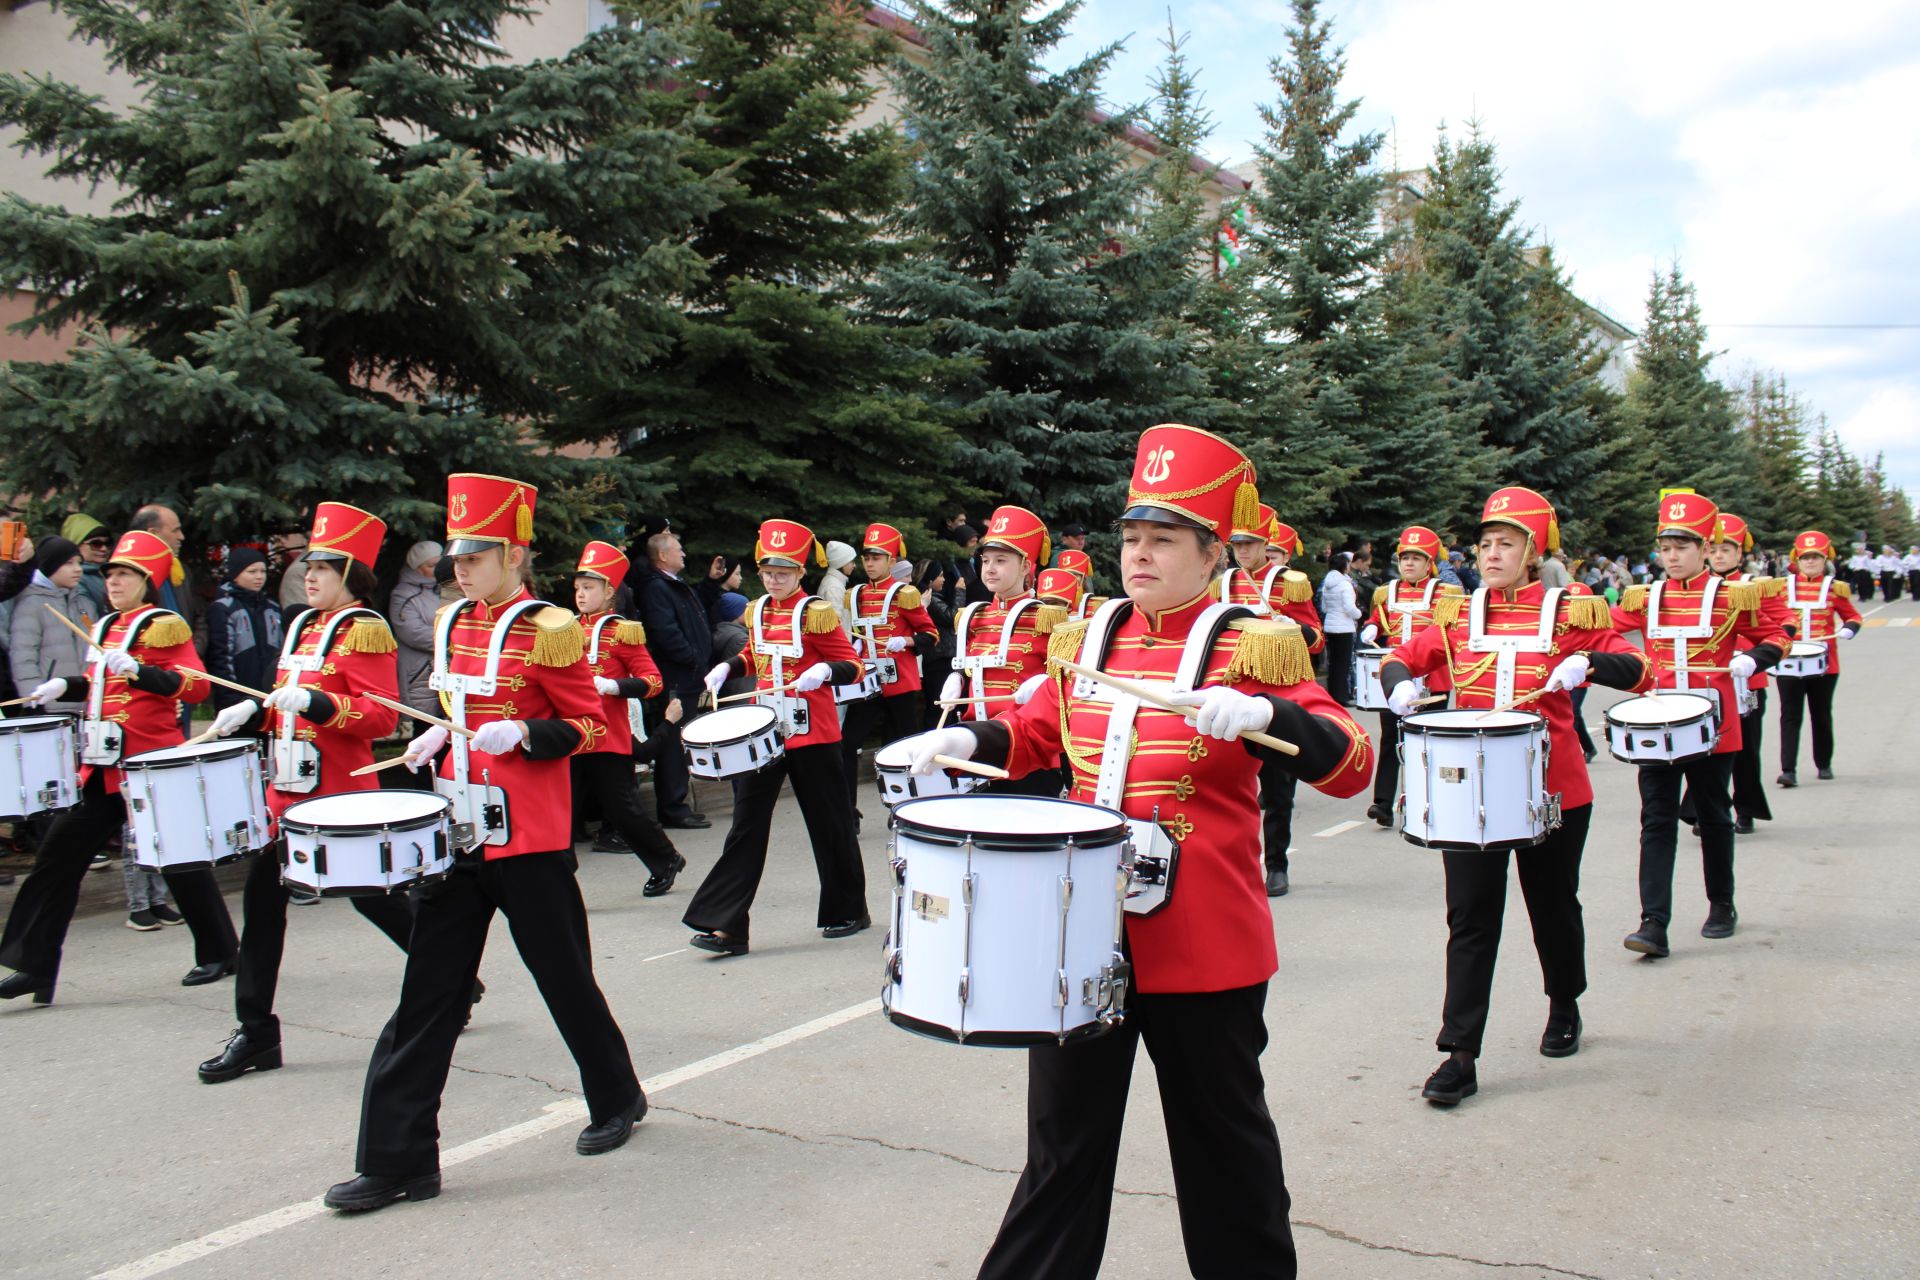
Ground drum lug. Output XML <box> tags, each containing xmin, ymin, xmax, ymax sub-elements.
<box><xmin>956</xmin><ymin>968</ymin><xmax>971</xmax><ymax>1005</ymax></box>
<box><xmin>1055</xmin><ymin>969</ymin><xmax>1069</xmax><ymax>1009</ymax></box>
<box><xmin>885</xmin><ymin>947</ymin><xmax>903</xmax><ymax>984</ymax></box>
<box><xmin>35</xmin><ymin>784</ymin><xmax>57</xmax><ymax>810</ymax></box>
<box><xmin>379</xmin><ymin>838</ymin><xmax>393</xmax><ymax>874</ymax></box>
<box><xmin>225</xmin><ymin>822</ymin><xmax>250</xmax><ymax>855</ymax></box>
<box><xmin>313</xmin><ymin>842</ymin><xmax>328</xmax><ymax>876</ymax></box>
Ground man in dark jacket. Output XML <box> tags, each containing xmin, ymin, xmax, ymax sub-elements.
<box><xmin>626</xmin><ymin>516</ymin><xmax>711</xmax><ymax>830</ymax></box>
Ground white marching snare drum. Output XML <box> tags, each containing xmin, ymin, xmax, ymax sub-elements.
<box><xmin>122</xmin><ymin>741</ymin><xmax>271</xmax><ymax>872</ymax></box>
<box><xmin>0</xmin><ymin>715</ymin><xmax>79</xmax><ymax>819</ymax></box>
<box><xmin>1604</xmin><ymin>692</ymin><xmax>1719</xmax><ymax>765</ymax></box>
<box><xmin>1399</xmin><ymin>709</ymin><xmax>1558</xmax><ymax>851</ymax></box>
<box><xmin>1773</xmin><ymin>640</ymin><xmax>1830</xmax><ymax>679</ymax></box>
<box><xmin>873</xmin><ymin>735</ymin><xmax>981</xmax><ymax>807</ymax></box>
<box><xmin>1354</xmin><ymin>647</ymin><xmax>1393</xmax><ymax>710</ymax></box>
<box><xmin>1735</xmin><ymin>680</ymin><xmax>1760</xmax><ymax>717</ymax></box>
<box><xmin>279</xmin><ymin>790</ymin><xmax>454</xmax><ymax>896</ymax></box>
<box><xmin>883</xmin><ymin>796</ymin><xmax>1131</xmax><ymax>1046</ymax></box>
<box><xmin>683</xmin><ymin>704</ymin><xmax>784</xmax><ymax>779</ymax></box>
<box><xmin>834</xmin><ymin>665</ymin><xmax>883</xmax><ymax>704</ymax></box>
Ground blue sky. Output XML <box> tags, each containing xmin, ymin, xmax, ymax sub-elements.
<box><xmin>1042</xmin><ymin>0</ymin><xmax>1920</xmax><ymax>500</ymax></box>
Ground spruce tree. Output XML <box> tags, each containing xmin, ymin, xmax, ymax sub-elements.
<box><xmin>0</xmin><ymin>0</ymin><xmax>712</xmax><ymax>574</ymax></box>
<box><xmin>1620</xmin><ymin>265</ymin><xmax>1750</xmax><ymax>511</ymax></box>
<box><xmin>603</xmin><ymin>0</ymin><xmax>955</xmax><ymax>556</ymax></box>
<box><xmin>1738</xmin><ymin>372</ymin><xmax>1818</xmax><ymax>549</ymax></box>
<box><xmin>876</xmin><ymin>0</ymin><xmax>1210</xmax><ymax>526</ymax></box>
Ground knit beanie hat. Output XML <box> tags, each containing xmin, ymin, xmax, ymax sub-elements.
<box><xmin>225</xmin><ymin>546</ymin><xmax>268</xmax><ymax>582</ymax></box>
<box><xmin>718</xmin><ymin>591</ymin><xmax>748</xmax><ymax>621</ymax></box>
<box><xmin>36</xmin><ymin>537</ymin><xmax>81</xmax><ymax>578</ymax></box>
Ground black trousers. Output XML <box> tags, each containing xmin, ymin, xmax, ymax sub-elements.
<box><xmin>1568</xmin><ymin>686</ymin><xmax>1597</xmax><ymax>759</ymax></box>
<box><xmin>1880</xmin><ymin>571</ymin><xmax>1901</xmax><ymax>602</ymax></box>
<box><xmin>234</xmin><ymin>849</ymin><xmax>413</xmax><ymax>1043</ymax></box>
<box><xmin>1852</xmin><ymin>569</ymin><xmax>1875</xmax><ymax>600</ymax></box>
<box><xmin>1371</xmin><ymin>709</ymin><xmax>1401</xmax><ymax>806</ymax></box>
<box><xmin>0</xmin><ymin>774</ymin><xmax>237</xmax><ymax>984</ymax></box>
<box><xmin>978</xmin><ymin>982</ymin><xmax>1295</xmax><ymax>1280</ymax></box>
<box><xmin>681</xmin><ymin>743</ymin><xmax>865</xmax><ymax>940</ymax></box>
<box><xmin>651</xmin><ymin>692</ymin><xmax>698</xmax><ymax>823</ymax></box>
<box><xmin>1637</xmin><ymin>754</ymin><xmax>1735</xmax><ymax>924</ymax></box>
<box><xmin>1908</xmin><ymin>570</ymin><xmax>1920</xmax><ymax>601</ymax></box>
<box><xmin>1777</xmin><ymin>673</ymin><xmax>1838</xmax><ymax>773</ymax></box>
<box><xmin>1259</xmin><ymin>757</ymin><xmax>1295</xmax><ymax>873</ymax></box>
<box><xmin>840</xmin><ymin>691</ymin><xmax>923</xmax><ymax>811</ymax></box>
<box><xmin>569</xmin><ymin>753</ymin><xmax>680</xmax><ymax>877</ymax></box>
<box><xmin>355</xmin><ymin>850</ymin><xmax>639</xmax><ymax>1177</ymax></box>
<box><xmin>1680</xmin><ymin>695</ymin><xmax>1772</xmax><ymax>825</ymax></box>
<box><xmin>1438</xmin><ymin>804</ymin><xmax>1590</xmax><ymax>1057</ymax></box>
<box><xmin>1324</xmin><ymin>631</ymin><xmax>1356</xmax><ymax>705</ymax></box>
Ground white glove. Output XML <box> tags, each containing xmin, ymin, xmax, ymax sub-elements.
<box><xmin>24</xmin><ymin>677</ymin><xmax>67</xmax><ymax>707</ymax></box>
<box><xmin>1013</xmin><ymin>673</ymin><xmax>1049</xmax><ymax>706</ymax></box>
<box><xmin>104</xmin><ymin>650</ymin><xmax>140</xmax><ymax>677</ymax></box>
<box><xmin>1727</xmin><ymin>652</ymin><xmax>1757</xmax><ymax>682</ymax></box>
<box><xmin>594</xmin><ymin>676</ymin><xmax>622</xmax><ymax>697</ymax></box>
<box><xmin>264</xmin><ymin>685</ymin><xmax>311</xmax><ymax>715</ymax></box>
<box><xmin>939</xmin><ymin>672</ymin><xmax>963</xmax><ymax>704</ymax></box>
<box><xmin>885</xmin><ymin>635</ymin><xmax>910</xmax><ymax>654</ymax></box>
<box><xmin>469</xmin><ymin>720</ymin><xmax>525</xmax><ymax>755</ymax></box>
<box><xmin>1544</xmin><ymin>655</ymin><xmax>1590</xmax><ymax>693</ymax></box>
<box><xmin>1359</xmin><ymin>624</ymin><xmax>1378</xmax><ymax>645</ymax></box>
<box><xmin>1168</xmin><ymin>685</ymin><xmax>1274</xmax><ymax>742</ymax></box>
<box><xmin>1839</xmin><ymin>627</ymin><xmax>1857</xmax><ymax>640</ymax></box>
<box><xmin>907</xmin><ymin>728</ymin><xmax>977</xmax><ymax>776</ymax></box>
<box><xmin>703</xmin><ymin>662</ymin><xmax>731</xmax><ymax>695</ymax></box>
<box><xmin>793</xmin><ymin>662</ymin><xmax>833</xmax><ymax>693</ymax></box>
<box><xmin>210</xmin><ymin>700</ymin><xmax>259</xmax><ymax>737</ymax></box>
<box><xmin>1387</xmin><ymin>679</ymin><xmax>1423</xmax><ymax>718</ymax></box>
<box><xmin>404</xmin><ymin>725</ymin><xmax>449</xmax><ymax>771</ymax></box>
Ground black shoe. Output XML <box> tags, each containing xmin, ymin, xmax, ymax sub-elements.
<box><xmin>1541</xmin><ymin>1005</ymin><xmax>1582</xmax><ymax>1058</ymax></box>
<box><xmin>1421</xmin><ymin>1058</ymin><xmax>1478</xmax><ymax>1106</ymax></box>
<box><xmin>149</xmin><ymin>903</ymin><xmax>186</xmax><ymax>925</ymax></box>
<box><xmin>198</xmin><ymin>1029</ymin><xmax>283</xmax><ymax>1083</ymax></box>
<box><xmin>181</xmin><ymin>957</ymin><xmax>237</xmax><ymax>987</ymax></box>
<box><xmin>1623</xmin><ymin>918</ymin><xmax>1670</xmax><ymax>958</ymax></box>
<box><xmin>1583</xmin><ymin>747</ymin><xmax>1598</xmax><ymax>764</ymax></box>
<box><xmin>1687</xmin><ymin>823</ymin><xmax>1700</xmax><ymax>838</ymax></box>
<box><xmin>1733</xmin><ymin>814</ymin><xmax>1755</xmax><ymax>835</ymax></box>
<box><xmin>661</xmin><ymin>814</ymin><xmax>711</xmax><ymax>831</ymax></box>
<box><xmin>323</xmin><ymin>1172</ymin><xmax>441</xmax><ymax>1212</ymax></box>
<box><xmin>1701</xmin><ymin>901</ymin><xmax>1737</xmax><ymax>939</ymax></box>
<box><xmin>642</xmin><ymin>853</ymin><xmax>687</xmax><ymax>898</ymax></box>
<box><xmin>463</xmin><ymin>977</ymin><xmax>485</xmax><ymax>1029</ymax></box>
<box><xmin>1265</xmin><ymin>868</ymin><xmax>1289</xmax><ymax>897</ymax></box>
<box><xmin>689</xmin><ymin>931</ymin><xmax>747</xmax><ymax>956</ymax></box>
<box><xmin>288</xmin><ymin>887</ymin><xmax>320</xmax><ymax>905</ymax></box>
<box><xmin>1816</xmin><ymin>767</ymin><xmax>1834</xmax><ymax>780</ymax></box>
<box><xmin>1777</xmin><ymin>771</ymin><xmax>1797</xmax><ymax>788</ymax></box>
<box><xmin>576</xmin><ymin>1093</ymin><xmax>647</xmax><ymax>1155</ymax></box>
<box><xmin>1366</xmin><ymin>802</ymin><xmax>1393</xmax><ymax>828</ymax></box>
<box><xmin>823</xmin><ymin>916</ymin><xmax>871</xmax><ymax>939</ymax></box>
<box><xmin>591</xmin><ymin>830</ymin><xmax>632</xmax><ymax>854</ymax></box>
<box><xmin>127</xmin><ymin>909</ymin><xmax>161</xmax><ymax>931</ymax></box>
<box><xmin>0</xmin><ymin>970</ymin><xmax>54</xmax><ymax>1005</ymax></box>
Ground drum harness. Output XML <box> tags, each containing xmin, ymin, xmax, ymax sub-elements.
<box><xmin>1646</xmin><ymin>578</ymin><xmax>1726</xmax><ymax>721</ymax></box>
<box><xmin>1388</xmin><ymin>578</ymin><xmax>1442</xmax><ymax>643</ymax></box>
<box><xmin>271</xmin><ymin>607</ymin><xmax>378</xmax><ymax>793</ymax></box>
<box><xmin>849</xmin><ymin>580</ymin><xmax>906</xmax><ymax>686</ymax></box>
<box><xmin>748</xmin><ymin>593</ymin><xmax>818</xmax><ymax>736</ymax></box>
<box><xmin>430</xmin><ymin>597</ymin><xmax>550</xmax><ymax>848</ymax></box>
<box><xmin>81</xmin><ymin>607</ymin><xmax>164</xmax><ymax>765</ymax></box>
<box><xmin>1785</xmin><ymin>575</ymin><xmax>1832</xmax><ymax>646</ymax></box>
<box><xmin>1465</xmin><ymin>587</ymin><xmax>1567</xmax><ymax>708</ymax></box>
<box><xmin>586</xmin><ymin>613</ymin><xmax>646</xmax><ymax>743</ymax></box>
<box><xmin>953</xmin><ymin>595</ymin><xmax>1040</xmax><ymax>721</ymax></box>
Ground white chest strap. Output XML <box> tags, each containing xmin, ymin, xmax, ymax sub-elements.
<box><xmin>431</xmin><ymin>598</ymin><xmax>547</xmax><ymax>784</ymax></box>
<box><xmin>1646</xmin><ymin>578</ymin><xmax>1720</xmax><ymax>689</ymax></box>
<box><xmin>1388</xmin><ymin>579</ymin><xmax>1441</xmax><ymax>644</ymax></box>
<box><xmin>587</xmin><ymin>613</ymin><xmax>622</xmax><ymax>665</ymax></box>
<box><xmin>1786</xmin><ymin>576</ymin><xmax>1831</xmax><ymax>642</ymax></box>
<box><xmin>1466</xmin><ymin>588</ymin><xmax>1564</xmax><ymax>706</ymax></box>
<box><xmin>954</xmin><ymin>596</ymin><xmax>1039</xmax><ymax>717</ymax></box>
<box><xmin>85</xmin><ymin>609</ymin><xmax>152</xmax><ymax>724</ymax></box>
<box><xmin>849</xmin><ymin>581</ymin><xmax>905</xmax><ymax>656</ymax></box>
<box><xmin>273</xmin><ymin>607</ymin><xmax>374</xmax><ymax>745</ymax></box>
<box><xmin>750</xmin><ymin>595</ymin><xmax>814</xmax><ymax>730</ymax></box>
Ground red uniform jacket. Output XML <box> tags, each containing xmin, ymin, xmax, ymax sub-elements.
<box><xmin>73</xmin><ymin>608</ymin><xmax>209</xmax><ymax>795</ymax></box>
<box><xmin>1386</xmin><ymin>584</ymin><xmax>1652</xmax><ymax>809</ymax></box>
<box><xmin>980</xmin><ymin>594</ymin><xmax>1372</xmax><ymax>994</ymax></box>
<box><xmin>263</xmin><ymin>609</ymin><xmax>400</xmax><ymax>821</ymax></box>
<box><xmin>580</xmin><ymin>611</ymin><xmax>662</xmax><ymax>756</ymax></box>
<box><xmin>1217</xmin><ymin>567</ymin><xmax>1325</xmax><ymax>654</ymax></box>
<box><xmin>1364</xmin><ymin>579</ymin><xmax>1464</xmax><ymax>692</ymax></box>
<box><xmin>1723</xmin><ymin>573</ymin><xmax>1794</xmax><ymax>693</ymax></box>
<box><xmin>1780</xmin><ymin>573</ymin><xmax>1862</xmax><ymax>674</ymax></box>
<box><xmin>954</xmin><ymin>591</ymin><xmax>1055</xmax><ymax>719</ymax></box>
<box><xmin>437</xmin><ymin>589</ymin><xmax>607</xmax><ymax>859</ymax></box>
<box><xmin>846</xmin><ymin>581</ymin><xmax>937</xmax><ymax>698</ymax></box>
<box><xmin>1611</xmin><ymin>572</ymin><xmax>1788</xmax><ymax>755</ymax></box>
<box><xmin>728</xmin><ymin>591</ymin><xmax>861</xmax><ymax>748</ymax></box>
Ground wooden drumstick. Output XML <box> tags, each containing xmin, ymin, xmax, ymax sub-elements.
<box><xmin>932</xmin><ymin>754</ymin><xmax>1010</xmax><ymax>780</ymax></box>
<box><xmin>0</xmin><ymin>695</ymin><xmax>39</xmax><ymax>708</ymax></box>
<box><xmin>44</xmin><ymin>603</ymin><xmax>275</xmax><ymax>700</ymax></box>
<box><xmin>934</xmin><ymin>694</ymin><xmax>1019</xmax><ymax>708</ymax></box>
<box><xmin>350</xmin><ymin>754</ymin><xmax>419</xmax><ymax>777</ymax></box>
<box><xmin>1408</xmin><ymin>693</ymin><xmax>1448</xmax><ymax>707</ymax></box>
<box><xmin>1053</xmin><ymin>659</ymin><xmax>1300</xmax><ymax>756</ymax></box>
<box><xmin>1475</xmin><ymin>686</ymin><xmax>1551</xmax><ymax>720</ymax></box>
<box><xmin>361</xmin><ymin>690</ymin><xmax>478</xmax><ymax>740</ymax></box>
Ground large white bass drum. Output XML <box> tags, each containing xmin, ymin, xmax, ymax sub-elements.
<box><xmin>1399</xmin><ymin>709</ymin><xmax>1558</xmax><ymax>851</ymax></box>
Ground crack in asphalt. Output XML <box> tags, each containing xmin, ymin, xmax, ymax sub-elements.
<box><xmin>1290</xmin><ymin>1219</ymin><xmax>1608</xmax><ymax>1278</ymax></box>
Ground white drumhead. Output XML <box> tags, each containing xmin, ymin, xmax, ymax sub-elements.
<box><xmin>683</xmin><ymin>704</ymin><xmax>777</xmax><ymax>744</ymax></box>
<box><xmin>283</xmin><ymin>791</ymin><xmax>450</xmax><ymax>826</ymax></box>
<box><xmin>1406</xmin><ymin>709</ymin><xmax>1539</xmax><ymax>732</ymax></box>
<box><xmin>1355</xmin><ymin>646</ymin><xmax>1391</xmax><ymax>660</ymax></box>
<box><xmin>1789</xmin><ymin>640</ymin><xmax>1827</xmax><ymax>659</ymax></box>
<box><xmin>896</xmin><ymin>795</ymin><xmax>1123</xmax><ymax>838</ymax></box>
<box><xmin>873</xmin><ymin>737</ymin><xmax>919</xmax><ymax>768</ymax></box>
<box><xmin>124</xmin><ymin>740</ymin><xmax>255</xmax><ymax>767</ymax></box>
<box><xmin>1608</xmin><ymin>693</ymin><xmax>1715</xmax><ymax>725</ymax></box>
<box><xmin>0</xmin><ymin>715</ymin><xmax>71</xmax><ymax>733</ymax></box>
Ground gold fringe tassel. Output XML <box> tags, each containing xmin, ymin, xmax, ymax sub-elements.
<box><xmin>804</xmin><ymin>600</ymin><xmax>840</xmax><ymax>634</ymax></box>
<box><xmin>1724</xmin><ymin>580</ymin><xmax>1761</xmax><ymax>619</ymax></box>
<box><xmin>1225</xmin><ymin>619</ymin><xmax>1315</xmax><ymax>687</ymax></box>
<box><xmin>895</xmin><ymin>585</ymin><xmax>922</xmax><ymax>610</ymax></box>
<box><xmin>1046</xmin><ymin>619</ymin><xmax>1090</xmax><ymax>673</ymax></box>
<box><xmin>1438</xmin><ymin>583</ymin><xmax>1465</xmax><ymax>598</ymax></box>
<box><xmin>515</xmin><ymin>502</ymin><xmax>533</xmax><ymax>545</ymax></box>
<box><xmin>1207</xmin><ymin>576</ymin><xmax>1224</xmax><ymax>602</ymax></box>
<box><xmin>615</xmin><ymin>620</ymin><xmax>648</xmax><ymax>646</ymax></box>
<box><xmin>339</xmin><ymin>618</ymin><xmax>398</xmax><ymax>655</ymax></box>
<box><xmin>1620</xmin><ymin>585</ymin><xmax>1649</xmax><ymax>614</ymax></box>
<box><xmin>1278</xmin><ymin>570</ymin><xmax>1313</xmax><ymax>604</ymax></box>
<box><xmin>1831</xmin><ymin>580</ymin><xmax>1852</xmax><ymax>600</ymax></box>
<box><xmin>526</xmin><ymin>608</ymin><xmax>586</xmax><ymax>667</ymax></box>
<box><xmin>1032</xmin><ymin>603</ymin><xmax>1068</xmax><ymax>636</ymax></box>
<box><xmin>1231</xmin><ymin>482</ymin><xmax>1261</xmax><ymax>538</ymax></box>
<box><xmin>1432</xmin><ymin>595</ymin><xmax>1466</xmax><ymax>629</ymax></box>
<box><xmin>1755</xmin><ymin>576</ymin><xmax>1786</xmax><ymax>597</ymax></box>
<box><xmin>1564</xmin><ymin>596</ymin><xmax>1613</xmax><ymax>630</ymax></box>
<box><xmin>140</xmin><ymin>615</ymin><xmax>193</xmax><ymax>649</ymax></box>
<box><xmin>1371</xmin><ymin>584</ymin><xmax>1391</xmax><ymax>609</ymax></box>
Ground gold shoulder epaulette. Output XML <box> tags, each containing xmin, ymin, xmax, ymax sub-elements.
<box><xmin>804</xmin><ymin>599</ymin><xmax>841</xmax><ymax>634</ymax></box>
<box><xmin>1032</xmin><ymin>602</ymin><xmax>1068</xmax><ymax>636</ymax></box>
<box><xmin>1432</xmin><ymin>594</ymin><xmax>1466</xmax><ymax>629</ymax></box>
<box><xmin>615</xmin><ymin>619</ymin><xmax>648</xmax><ymax>646</ymax></box>
<box><xmin>1279</xmin><ymin>570</ymin><xmax>1313</xmax><ymax>605</ymax></box>
<box><xmin>1724</xmin><ymin>580</ymin><xmax>1761</xmax><ymax>618</ymax></box>
<box><xmin>525</xmin><ymin>606</ymin><xmax>586</xmax><ymax>667</ymax></box>
<box><xmin>1831</xmin><ymin>580</ymin><xmax>1851</xmax><ymax>600</ymax></box>
<box><xmin>1620</xmin><ymin>584</ymin><xmax>1649</xmax><ymax>614</ymax></box>
<box><xmin>1438</xmin><ymin>582</ymin><xmax>1465</xmax><ymax>596</ymax></box>
<box><xmin>1225</xmin><ymin>617</ymin><xmax>1315</xmax><ymax>687</ymax></box>
<box><xmin>1045</xmin><ymin>619</ymin><xmax>1089</xmax><ymax>673</ymax></box>
<box><xmin>338</xmin><ymin>616</ymin><xmax>397</xmax><ymax>655</ymax></box>
<box><xmin>140</xmin><ymin>612</ymin><xmax>192</xmax><ymax>650</ymax></box>
<box><xmin>894</xmin><ymin>585</ymin><xmax>922</xmax><ymax>611</ymax></box>
<box><xmin>1085</xmin><ymin>595</ymin><xmax>1109</xmax><ymax>613</ymax></box>
<box><xmin>1207</xmin><ymin>576</ymin><xmax>1225</xmax><ymax>602</ymax></box>
<box><xmin>843</xmin><ymin>587</ymin><xmax>859</xmax><ymax>614</ymax></box>
<box><xmin>1563</xmin><ymin>595</ymin><xmax>1613</xmax><ymax>630</ymax></box>
<box><xmin>1754</xmin><ymin>576</ymin><xmax>1786</xmax><ymax>598</ymax></box>
<box><xmin>1371</xmin><ymin>584</ymin><xmax>1391</xmax><ymax>609</ymax></box>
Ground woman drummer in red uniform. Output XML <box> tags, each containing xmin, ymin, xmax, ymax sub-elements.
<box><xmin>912</xmin><ymin>424</ymin><xmax>1372</xmax><ymax>1280</ymax></box>
<box><xmin>1358</xmin><ymin>525</ymin><xmax>1462</xmax><ymax>826</ymax></box>
<box><xmin>2</xmin><ymin>531</ymin><xmax>238</xmax><ymax>1005</ymax></box>
<box><xmin>1774</xmin><ymin>529</ymin><xmax>1862</xmax><ymax>787</ymax></box>
<box><xmin>1380</xmin><ymin>486</ymin><xmax>1652</xmax><ymax>1106</ymax></box>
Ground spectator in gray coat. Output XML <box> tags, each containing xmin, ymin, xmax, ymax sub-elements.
<box><xmin>8</xmin><ymin>538</ymin><xmax>93</xmax><ymax>716</ymax></box>
<box><xmin>710</xmin><ymin>591</ymin><xmax>753</xmax><ymax>700</ymax></box>
<box><xmin>389</xmin><ymin>540</ymin><xmax>444</xmax><ymax>717</ymax></box>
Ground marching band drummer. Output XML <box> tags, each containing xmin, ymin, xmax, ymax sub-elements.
<box><xmin>839</xmin><ymin>521</ymin><xmax>938</xmax><ymax>811</ymax></box>
<box><xmin>572</xmin><ymin>540</ymin><xmax>686</xmax><ymax>896</ymax></box>
<box><xmin>911</xmin><ymin>424</ymin><xmax>1372</xmax><ymax>1280</ymax></box>
<box><xmin>2</xmin><ymin>531</ymin><xmax>239</xmax><ymax>1005</ymax></box>
<box><xmin>1698</xmin><ymin>513</ymin><xmax>1786</xmax><ymax>833</ymax></box>
<box><xmin>936</xmin><ymin>505</ymin><xmax>1064</xmax><ymax>797</ymax></box>
<box><xmin>324</xmin><ymin>474</ymin><xmax>642</xmax><ymax>1213</ymax></box>
<box><xmin>1611</xmin><ymin>493</ymin><xmax>1786</xmax><ymax>957</ymax></box>
<box><xmin>1055</xmin><ymin>547</ymin><xmax>1105</xmax><ymax>619</ymax></box>
<box><xmin>194</xmin><ymin>503</ymin><xmax>417</xmax><ymax>1083</ymax></box>
<box><xmin>1774</xmin><ymin>529</ymin><xmax>1861</xmax><ymax>788</ymax></box>
<box><xmin>1357</xmin><ymin>525</ymin><xmax>1461</xmax><ymax>827</ymax></box>
<box><xmin>686</xmin><ymin>518</ymin><xmax>869</xmax><ymax>956</ymax></box>
<box><xmin>1380</xmin><ymin>486</ymin><xmax>1653</xmax><ymax>1107</ymax></box>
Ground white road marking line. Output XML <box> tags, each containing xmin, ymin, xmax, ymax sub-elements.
<box><xmin>1314</xmin><ymin>819</ymin><xmax>1367</xmax><ymax>838</ymax></box>
<box><xmin>1887</xmin><ymin>617</ymin><xmax>1911</xmax><ymax>628</ymax></box>
<box><xmin>93</xmin><ymin>998</ymin><xmax>881</xmax><ymax>1280</ymax></box>
<box><xmin>641</xmin><ymin>948</ymin><xmax>687</xmax><ymax>962</ymax></box>
<box><xmin>1862</xmin><ymin>603</ymin><xmax>1888</xmax><ymax>617</ymax></box>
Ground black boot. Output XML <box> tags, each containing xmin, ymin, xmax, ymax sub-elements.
<box><xmin>323</xmin><ymin>1172</ymin><xmax>441</xmax><ymax>1212</ymax></box>
<box><xmin>1421</xmin><ymin>1055</ymin><xmax>1478</xmax><ymax>1106</ymax></box>
<box><xmin>1701</xmin><ymin>901</ymin><xmax>1738</xmax><ymax>939</ymax></box>
<box><xmin>1623</xmin><ymin>917</ymin><xmax>1670</xmax><ymax>958</ymax></box>
<box><xmin>1265</xmin><ymin>867</ymin><xmax>1289</xmax><ymax>897</ymax></box>
<box><xmin>1540</xmin><ymin>1002</ymin><xmax>1581</xmax><ymax>1057</ymax></box>
<box><xmin>1366</xmin><ymin>802</ymin><xmax>1393</xmax><ymax>828</ymax></box>
<box><xmin>576</xmin><ymin>1092</ymin><xmax>647</xmax><ymax>1155</ymax></box>
<box><xmin>0</xmin><ymin>970</ymin><xmax>54</xmax><ymax>1006</ymax></box>
<box><xmin>1776</xmin><ymin>770</ymin><xmax>1797</xmax><ymax>788</ymax></box>
<box><xmin>198</xmin><ymin>1029</ymin><xmax>283</xmax><ymax>1083</ymax></box>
